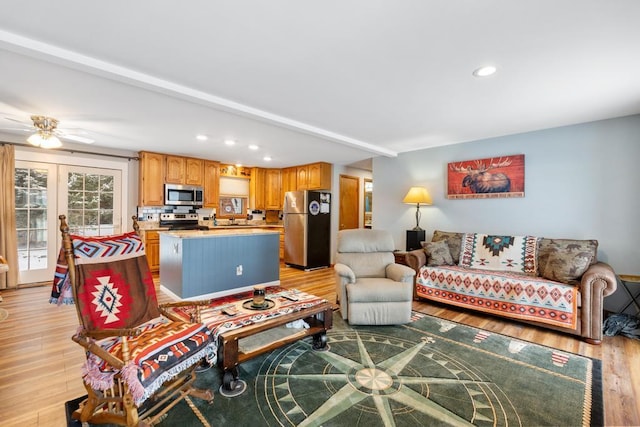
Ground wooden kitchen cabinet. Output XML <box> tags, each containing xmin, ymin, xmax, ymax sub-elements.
<box><xmin>250</xmin><ymin>167</ymin><xmax>266</xmax><ymax>210</ymax></box>
<box><xmin>185</xmin><ymin>158</ymin><xmax>204</xmax><ymax>186</ymax></box>
<box><xmin>296</xmin><ymin>162</ymin><xmax>332</xmax><ymax>190</ymax></box>
<box><xmin>142</xmin><ymin>230</ymin><xmax>160</xmax><ymax>273</ymax></box>
<box><xmin>165</xmin><ymin>155</ymin><xmax>185</xmax><ymax>184</ymax></box>
<box><xmin>281</xmin><ymin>167</ymin><xmax>297</xmax><ymax>194</ymax></box>
<box><xmin>265</xmin><ymin>168</ymin><xmax>282</xmax><ymax>209</ymax></box>
<box><xmin>138</xmin><ymin>151</ymin><xmax>165</xmax><ymax>206</ymax></box>
<box><xmin>203</xmin><ymin>160</ymin><xmax>220</xmax><ymax>208</ymax></box>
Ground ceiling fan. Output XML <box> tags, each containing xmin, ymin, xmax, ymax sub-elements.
<box><xmin>0</xmin><ymin>114</ymin><xmax>95</xmax><ymax>148</ymax></box>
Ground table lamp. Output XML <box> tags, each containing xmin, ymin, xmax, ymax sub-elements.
<box><xmin>402</xmin><ymin>186</ymin><xmax>432</xmax><ymax>231</ymax></box>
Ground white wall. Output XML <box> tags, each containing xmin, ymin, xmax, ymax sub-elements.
<box><xmin>373</xmin><ymin>115</ymin><xmax>640</xmax><ymax>279</ymax></box>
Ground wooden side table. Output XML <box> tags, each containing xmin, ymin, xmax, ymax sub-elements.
<box><xmin>618</xmin><ymin>275</ymin><xmax>640</xmax><ymax>314</ymax></box>
<box><xmin>393</xmin><ymin>250</ymin><xmax>409</xmax><ymax>266</ymax></box>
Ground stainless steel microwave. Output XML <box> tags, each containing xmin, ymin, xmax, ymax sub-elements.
<box><xmin>164</xmin><ymin>184</ymin><xmax>204</xmax><ymax>206</ymax></box>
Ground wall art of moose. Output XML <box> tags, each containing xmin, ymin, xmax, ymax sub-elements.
<box><xmin>447</xmin><ymin>154</ymin><xmax>525</xmax><ymax>199</ymax></box>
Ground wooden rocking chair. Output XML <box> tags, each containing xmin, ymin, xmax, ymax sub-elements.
<box><xmin>57</xmin><ymin>215</ymin><xmax>215</xmax><ymax>426</ymax></box>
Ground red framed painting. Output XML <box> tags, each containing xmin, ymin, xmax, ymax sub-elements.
<box><xmin>447</xmin><ymin>154</ymin><xmax>525</xmax><ymax>199</ymax></box>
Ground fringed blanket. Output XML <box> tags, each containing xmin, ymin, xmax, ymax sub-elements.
<box><xmin>49</xmin><ymin>232</ymin><xmax>215</xmax><ymax>405</ymax></box>
<box><xmin>166</xmin><ymin>286</ymin><xmax>327</xmax><ymax>364</ymax></box>
<box><xmin>416</xmin><ymin>265</ymin><xmax>578</xmax><ymax>329</ymax></box>
<box><xmin>84</xmin><ymin>317</ymin><xmax>215</xmax><ymax>405</ymax></box>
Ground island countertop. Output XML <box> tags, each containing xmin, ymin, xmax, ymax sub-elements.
<box><xmin>160</xmin><ymin>228</ymin><xmax>280</xmax><ymax>238</ymax></box>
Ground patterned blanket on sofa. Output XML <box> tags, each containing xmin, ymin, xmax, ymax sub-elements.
<box><xmin>416</xmin><ymin>265</ymin><xmax>578</xmax><ymax>329</ymax></box>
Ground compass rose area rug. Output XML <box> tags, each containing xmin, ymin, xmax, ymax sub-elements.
<box><xmin>71</xmin><ymin>313</ymin><xmax>603</xmax><ymax>426</ymax></box>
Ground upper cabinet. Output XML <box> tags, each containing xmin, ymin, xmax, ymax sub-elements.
<box><xmin>296</xmin><ymin>162</ymin><xmax>332</xmax><ymax>190</ymax></box>
<box><xmin>250</xmin><ymin>167</ymin><xmax>266</xmax><ymax>210</ymax></box>
<box><xmin>281</xmin><ymin>167</ymin><xmax>297</xmax><ymax>194</ymax></box>
<box><xmin>139</xmin><ymin>152</ymin><xmax>206</xmax><ymax>206</ymax></box>
<box><xmin>265</xmin><ymin>169</ymin><xmax>282</xmax><ymax>210</ymax></box>
<box><xmin>165</xmin><ymin>155</ymin><xmax>185</xmax><ymax>184</ymax></box>
<box><xmin>185</xmin><ymin>158</ymin><xmax>204</xmax><ymax>186</ymax></box>
<box><xmin>166</xmin><ymin>155</ymin><xmax>203</xmax><ymax>186</ymax></box>
<box><xmin>139</xmin><ymin>151</ymin><xmax>165</xmax><ymax>206</ymax></box>
<box><xmin>203</xmin><ymin>160</ymin><xmax>220</xmax><ymax>208</ymax></box>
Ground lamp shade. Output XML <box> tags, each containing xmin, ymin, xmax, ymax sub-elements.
<box><xmin>27</xmin><ymin>132</ymin><xmax>62</xmax><ymax>149</ymax></box>
<box><xmin>402</xmin><ymin>187</ymin><xmax>432</xmax><ymax>205</ymax></box>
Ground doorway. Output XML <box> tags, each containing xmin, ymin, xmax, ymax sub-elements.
<box><xmin>15</xmin><ymin>161</ymin><xmax>123</xmax><ymax>284</ymax></box>
<box><xmin>339</xmin><ymin>174</ymin><xmax>359</xmax><ymax>230</ymax></box>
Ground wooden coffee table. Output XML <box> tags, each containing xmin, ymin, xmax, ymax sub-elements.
<box><xmin>172</xmin><ymin>287</ymin><xmax>333</xmax><ymax>397</ymax></box>
<box><xmin>217</xmin><ymin>299</ymin><xmax>333</xmax><ymax>396</ymax></box>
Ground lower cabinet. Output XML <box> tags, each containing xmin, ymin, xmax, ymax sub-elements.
<box><xmin>142</xmin><ymin>230</ymin><xmax>160</xmax><ymax>273</ymax></box>
<box><xmin>279</xmin><ymin>229</ymin><xmax>285</xmax><ymax>260</ymax></box>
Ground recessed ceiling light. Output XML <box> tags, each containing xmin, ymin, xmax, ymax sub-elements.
<box><xmin>225</xmin><ymin>139</ymin><xmax>236</xmax><ymax>146</ymax></box>
<box><xmin>473</xmin><ymin>65</ymin><xmax>497</xmax><ymax>77</ymax></box>
<box><xmin>263</xmin><ymin>156</ymin><xmax>272</xmax><ymax>162</ymax></box>
<box><xmin>196</xmin><ymin>134</ymin><xmax>208</xmax><ymax>141</ymax></box>
<box><xmin>248</xmin><ymin>144</ymin><xmax>259</xmax><ymax>150</ymax></box>
<box><xmin>235</xmin><ymin>163</ymin><xmax>242</xmax><ymax>167</ymax></box>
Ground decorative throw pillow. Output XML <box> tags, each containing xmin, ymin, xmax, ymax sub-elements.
<box><xmin>422</xmin><ymin>240</ymin><xmax>454</xmax><ymax>266</ymax></box>
<box><xmin>459</xmin><ymin>233</ymin><xmax>540</xmax><ymax>275</ymax></box>
<box><xmin>539</xmin><ymin>248</ymin><xmax>592</xmax><ymax>284</ymax></box>
<box><xmin>431</xmin><ymin>230</ymin><xmax>464</xmax><ymax>264</ymax></box>
<box><xmin>538</xmin><ymin>238</ymin><xmax>598</xmax><ymax>268</ymax></box>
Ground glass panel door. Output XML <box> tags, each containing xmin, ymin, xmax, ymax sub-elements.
<box><xmin>15</xmin><ymin>161</ymin><xmax>58</xmax><ymax>284</ymax></box>
<box><xmin>15</xmin><ymin>162</ymin><xmax>123</xmax><ymax>285</ymax></box>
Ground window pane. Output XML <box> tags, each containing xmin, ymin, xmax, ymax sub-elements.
<box><xmin>29</xmin><ymin>209</ymin><xmax>47</xmax><ymax>229</ymax></box>
<box><xmin>100</xmin><ymin>209</ymin><xmax>113</xmax><ymax>225</ymax></box>
<box><xmin>16</xmin><ymin>209</ymin><xmax>28</xmax><ymax>228</ymax></box>
<box><xmin>85</xmin><ymin>210</ymin><xmax>98</xmax><ymax>226</ymax></box>
<box><xmin>68</xmin><ymin>191</ymin><xmax>84</xmax><ymax>209</ymax></box>
<box><xmin>85</xmin><ymin>174</ymin><xmax>99</xmax><ymax>191</ymax></box>
<box><xmin>31</xmin><ymin>169</ymin><xmax>48</xmax><ymax>188</ymax></box>
<box><xmin>68</xmin><ymin>210</ymin><xmax>84</xmax><ymax>227</ymax></box>
<box><xmin>15</xmin><ymin>188</ymin><xmax>28</xmax><ymax>207</ymax></box>
<box><xmin>85</xmin><ymin>191</ymin><xmax>99</xmax><ymax>209</ymax></box>
<box><xmin>15</xmin><ymin>168</ymin><xmax>28</xmax><ymax>187</ymax></box>
<box><xmin>17</xmin><ymin>230</ymin><xmax>28</xmax><ymax>250</ymax></box>
<box><xmin>29</xmin><ymin>229</ymin><xmax>47</xmax><ymax>249</ymax></box>
<box><xmin>68</xmin><ymin>172</ymin><xmax>84</xmax><ymax>191</ymax></box>
<box><xmin>101</xmin><ymin>175</ymin><xmax>114</xmax><ymax>191</ymax></box>
<box><xmin>29</xmin><ymin>189</ymin><xmax>47</xmax><ymax>208</ymax></box>
<box><xmin>100</xmin><ymin>192</ymin><xmax>113</xmax><ymax>209</ymax></box>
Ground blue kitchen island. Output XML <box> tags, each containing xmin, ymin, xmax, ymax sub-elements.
<box><xmin>159</xmin><ymin>228</ymin><xmax>280</xmax><ymax>299</ymax></box>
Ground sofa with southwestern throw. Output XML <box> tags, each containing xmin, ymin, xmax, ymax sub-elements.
<box><xmin>405</xmin><ymin>230</ymin><xmax>617</xmax><ymax>344</ymax></box>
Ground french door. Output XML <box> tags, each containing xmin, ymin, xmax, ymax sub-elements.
<box><xmin>15</xmin><ymin>161</ymin><xmax>122</xmax><ymax>284</ymax></box>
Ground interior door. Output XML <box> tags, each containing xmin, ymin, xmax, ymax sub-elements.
<box><xmin>339</xmin><ymin>174</ymin><xmax>359</xmax><ymax>230</ymax></box>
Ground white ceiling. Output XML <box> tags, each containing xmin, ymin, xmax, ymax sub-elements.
<box><xmin>1</xmin><ymin>1</ymin><xmax>639</xmax><ymax>169</ymax></box>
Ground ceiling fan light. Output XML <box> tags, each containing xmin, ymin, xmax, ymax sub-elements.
<box><xmin>27</xmin><ymin>131</ymin><xmax>62</xmax><ymax>148</ymax></box>
<box><xmin>27</xmin><ymin>132</ymin><xmax>43</xmax><ymax>146</ymax></box>
<box><xmin>40</xmin><ymin>134</ymin><xmax>62</xmax><ymax>148</ymax></box>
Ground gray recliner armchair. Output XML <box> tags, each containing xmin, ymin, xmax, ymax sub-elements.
<box><xmin>334</xmin><ymin>229</ymin><xmax>416</xmax><ymax>325</ymax></box>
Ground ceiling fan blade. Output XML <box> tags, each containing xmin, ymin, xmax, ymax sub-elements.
<box><xmin>57</xmin><ymin>132</ymin><xmax>95</xmax><ymax>144</ymax></box>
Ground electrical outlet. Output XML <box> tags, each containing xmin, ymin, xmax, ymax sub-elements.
<box><xmin>236</xmin><ymin>265</ymin><xmax>243</xmax><ymax>276</ymax></box>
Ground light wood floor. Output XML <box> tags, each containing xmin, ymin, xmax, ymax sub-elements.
<box><xmin>1</xmin><ymin>265</ymin><xmax>638</xmax><ymax>426</ymax></box>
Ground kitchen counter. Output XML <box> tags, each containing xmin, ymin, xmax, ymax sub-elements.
<box><xmin>159</xmin><ymin>227</ymin><xmax>280</xmax><ymax>299</ymax></box>
<box><xmin>161</xmin><ymin>228</ymin><xmax>279</xmax><ymax>238</ymax></box>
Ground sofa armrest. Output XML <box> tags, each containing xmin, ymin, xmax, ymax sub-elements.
<box><xmin>579</xmin><ymin>261</ymin><xmax>617</xmax><ymax>343</ymax></box>
<box><xmin>405</xmin><ymin>249</ymin><xmax>427</xmax><ymax>275</ymax></box>
<box><xmin>386</xmin><ymin>263</ymin><xmax>416</xmax><ymax>283</ymax></box>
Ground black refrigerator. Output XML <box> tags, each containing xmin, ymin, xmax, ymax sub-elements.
<box><xmin>284</xmin><ymin>190</ymin><xmax>331</xmax><ymax>270</ymax></box>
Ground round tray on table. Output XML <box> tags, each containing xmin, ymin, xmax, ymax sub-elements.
<box><xmin>242</xmin><ymin>298</ymin><xmax>276</xmax><ymax>311</ymax></box>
